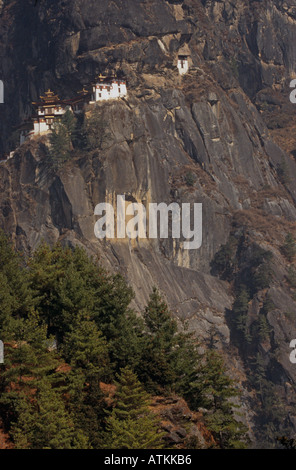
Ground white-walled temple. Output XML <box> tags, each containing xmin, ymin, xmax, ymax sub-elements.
<box><xmin>17</xmin><ymin>72</ymin><xmax>128</xmax><ymax>147</ymax></box>
<box><xmin>31</xmin><ymin>89</ymin><xmax>69</xmax><ymax>136</ymax></box>
<box><xmin>18</xmin><ymin>89</ymin><xmax>72</xmax><ymax>144</ymax></box>
<box><xmin>89</xmin><ymin>74</ymin><xmax>127</xmax><ymax>103</ymax></box>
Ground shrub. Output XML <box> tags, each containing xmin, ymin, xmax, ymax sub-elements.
<box><xmin>281</xmin><ymin>233</ymin><xmax>296</xmax><ymax>262</ymax></box>
<box><xmin>185</xmin><ymin>172</ymin><xmax>196</xmax><ymax>187</ymax></box>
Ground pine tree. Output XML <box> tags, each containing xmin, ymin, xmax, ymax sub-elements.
<box><xmin>211</xmin><ymin>235</ymin><xmax>239</xmax><ymax>281</ymax></box>
<box><xmin>104</xmin><ymin>367</ymin><xmax>164</xmax><ymax>449</ymax></box>
<box><xmin>192</xmin><ymin>350</ymin><xmax>248</xmax><ymax>449</ymax></box>
<box><xmin>137</xmin><ymin>288</ymin><xmax>202</xmax><ymax>396</ymax></box>
<box><xmin>11</xmin><ymin>379</ymin><xmax>89</xmax><ymax>449</ymax></box>
<box><xmin>27</xmin><ymin>242</ymin><xmax>145</xmax><ymax>372</ymax></box>
<box><xmin>62</xmin><ymin>108</ymin><xmax>77</xmax><ymax>137</ymax></box>
<box><xmin>48</xmin><ymin>109</ymin><xmax>77</xmax><ymax>169</ymax></box>
<box><xmin>62</xmin><ymin>312</ymin><xmax>111</xmax><ymax>448</ymax></box>
<box><xmin>62</xmin><ymin>311</ymin><xmax>110</xmax><ymax>379</ymax></box>
<box><xmin>0</xmin><ymin>230</ymin><xmax>32</xmax><ymax>339</ymax></box>
<box><xmin>27</xmin><ymin>243</ymin><xmax>135</xmax><ymax>342</ymax></box>
<box><xmin>0</xmin><ymin>311</ymin><xmax>66</xmax><ymax>439</ymax></box>
<box><xmin>49</xmin><ymin>123</ymin><xmax>71</xmax><ymax>167</ymax></box>
<box><xmin>83</xmin><ymin>107</ymin><xmax>110</xmax><ymax>150</ymax></box>
<box><xmin>232</xmin><ymin>287</ymin><xmax>251</xmax><ymax>343</ymax></box>
<box><xmin>137</xmin><ymin>288</ymin><xmax>184</xmax><ymax>391</ymax></box>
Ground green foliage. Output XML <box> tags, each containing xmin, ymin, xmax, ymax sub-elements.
<box><xmin>281</xmin><ymin>233</ymin><xmax>296</xmax><ymax>262</ymax></box>
<box><xmin>251</xmin><ymin>353</ymin><xmax>290</xmax><ymax>446</ymax></box>
<box><xmin>10</xmin><ymin>379</ymin><xmax>89</xmax><ymax>449</ymax></box>
<box><xmin>0</xmin><ymin>312</ymin><xmax>62</xmax><ymax>439</ymax></box>
<box><xmin>0</xmin><ymin>238</ymin><xmax>250</xmax><ymax>449</ymax></box>
<box><xmin>251</xmin><ymin>296</ymin><xmax>273</xmax><ymax>342</ymax></box>
<box><xmin>277</xmin><ymin>158</ymin><xmax>290</xmax><ymax>185</ymax></box>
<box><xmin>47</xmin><ymin>106</ymin><xmax>110</xmax><ymax>163</ymax></box>
<box><xmin>61</xmin><ymin>311</ymin><xmax>111</xmax><ymax>447</ymax></box>
<box><xmin>136</xmin><ymin>287</ymin><xmax>200</xmax><ymax>394</ymax></box>
<box><xmin>104</xmin><ymin>367</ymin><xmax>165</xmax><ymax>449</ymax></box>
<box><xmin>192</xmin><ymin>351</ymin><xmax>248</xmax><ymax>449</ymax></box>
<box><xmin>211</xmin><ymin>235</ymin><xmax>239</xmax><ymax>281</ymax></box>
<box><xmin>232</xmin><ymin>287</ymin><xmax>251</xmax><ymax>343</ymax></box>
<box><xmin>83</xmin><ymin>107</ymin><xmax>110</xmax><ymax>151</ymax></box>
<box><xmin>252</xmin><ymin>261</ymin><xmax>273</xmax><ymax>292</ymax></box>
<box><xmin>48</xmin><ymin>109</ymin><xmax>77</xmax><ymax>168</ymax></box>
<box><xmin>136</xmin><ymin>290</ymin><xmax>248</xmax><ymax>448</ymax></box>
<box><xmin>62</xmin><ymin>108</ymin><xmax>77</xmax><ymax>136</ymax></box>
<box><xmin>0</xmin><ymin>231</ymin><xmax>32</xmax><ymax>339</ymax></box>
<box><xmin>256</xmin><ymin>315</ymin><xmax>271</xmax><ymax>342</ymax></box>
<box><xmin>184</xmin><ymin>172</ymin><xmax>196</xmax><ymax>187</ymax></box>
<box><xmin>212</xmin><ymin>233</ymin><xmax>285</xmax><ymax>445</ymax></box>
<box><xmin>260</xmin><ymin>296</ymin><xmax>275</xmax><ymax>316</ymax></box>
<box><xmin>248</xmin><ymin>246</ymin><xmax>273</xmax><ymax>294</ymax></box>
<box><xmin>62</xmin><ymin>311</ymin><xmax>110</xmax><ymax>379</ymax></box>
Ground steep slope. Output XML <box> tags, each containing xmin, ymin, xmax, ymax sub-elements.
<box><xmin>1</xmin><ymin>0</ymin><xmax>296</xmax><ymax>445</ymax></box>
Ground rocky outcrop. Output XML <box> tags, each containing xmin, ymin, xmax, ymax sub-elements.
<box><xmin>150</xmin><ymin>396</ymin><xmax>216</xmax><ymax>448</ymax></box>
<box><xmin>1</xmin><ymin>0</ymin><xmax>296</xmax><ymax>444</ymax></box>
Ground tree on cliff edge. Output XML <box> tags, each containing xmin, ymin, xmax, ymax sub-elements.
<box><xmin>104</xmin><ymin>367</ymin><xmax>164</xmax><ymax>449</ymax></box>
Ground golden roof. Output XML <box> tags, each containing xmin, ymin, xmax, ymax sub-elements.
<box><xmin>39</xmin><ymin>89</ymin><xmax>60</xmax><ymax>103</ymax></box>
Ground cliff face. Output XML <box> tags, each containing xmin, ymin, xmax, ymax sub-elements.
<box><xmin>1</xmin><ymin>0</ymin><xmax>296</xmax><ymax>444</ymax></box>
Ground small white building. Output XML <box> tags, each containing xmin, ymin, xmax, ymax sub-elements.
<box><xmin>89</xmin><ymin>74</ymin><xmax>127</xmax><ymax>103</ymax></box>
<box><xmin>177</xmin><ymin>55</ymin><xmax>189</xmax><ymax>75</ymax></box>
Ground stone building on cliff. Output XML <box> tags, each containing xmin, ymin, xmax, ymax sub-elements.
<box><xmin>18</xmin><ymin>74</ymin><xmax>128</xmax><ymax>145</ymax></box>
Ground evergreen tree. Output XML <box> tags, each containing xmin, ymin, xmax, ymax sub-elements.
<box><xmin>62</xmin><ymin>311</ymin><xmax>110</xmax><ymax>379</ymax></box>
<box><xmin>27</xmin><ymin>242</ymin><xmax>143</xmax><ymax>369</ymax></box>
<box><xmin>231</xmin><ymin>287</ymin><xmax>251</xmax><ymax>343</ymax></box>
<box><xmin>211</xmin><ymin>235</ymin><xmax>239</xmax><ymax>281</ymax></box>
<box><xmin>104</xmin><ymin>367</ymin><xmax>164</xmax><ymax>449</ymax></box>
<box><xmin>62</xmin><ymin>108</ymin><xmax>77</xmax><ymax>137</ymax></box>
<box><xmin>83</xmin><ymin>107</ymin><xmax>110</xmax><ymax>151</ymax></box>
<box><xmin>192</xmin><ymin>350</ymin><xmax>248</xmax><ymax>449</ymax></box>
<box><xmin>48</xmin><ymin>110</ymin><xmax>77</xmax><ymax>168</ymax></box>
<box><xmin>62</xmin><ymin>312</ymin><xmax>111</xmax><ymax>448</ymax></box>
<box><xmin>137</xmin><ymin>287</ymin><xmax>199</xmax><ymax>393</ymax></box>
<box><xmin>281</xmin><ymin>233</ymin><xmax>296</xmax><ymax>262</ymax></box>
<box><xmin>251</xmin><ymin>353</ymin><xmax>290</xmax><ymax>447</ymax></box>
<box><xmin>0</xmin><ymin>312</ymin><xmax>64</xmax><ymax>439</ymax></box>
<box><xmin>0</xmin><ymin>230</ymin><xmax>32</xmax><ymax>339</ymax></box>
<box><xmin>49</xmin><ymin>123</ymin><xmax>71</xmax><ymax>167</ymax></box>
<box><xmin>10</xmin><ymin>379</ymin><xmax>89</xmax><ymax>449</ymax></box>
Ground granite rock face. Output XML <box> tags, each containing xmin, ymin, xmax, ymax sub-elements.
<box><xmin>1</xmin><ymin>0</ymin><xmax>296</xmax><ymax>442</ymax></box>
